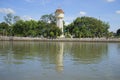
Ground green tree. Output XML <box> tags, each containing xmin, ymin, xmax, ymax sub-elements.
<box><xmin>13</xmin><ymin>20</ymin><xmax>38</xmax><ymax>37</ymax></box>
<box><xmin>49</xmin><ymin>24</ymin><xmax>62</xmax><ymax>38</ymax></box>
<box><xmin>65</xmin><ymin>16</ymin><xmax>110</xmax><ymax>38</ymax></box>
<box><xmin>73</xmin><ymin>27</ymin><xmax>79</xmax><ymax>38</ymax></box>
<box><xmin>13</xmin><ymin>20</ymin><xmax>26</xmax><ymax>36</ymax></box>
<box><xmin>37</xmin><ymin>20</ymin><xmax>47</xmax><ymax>36</ymax></box>
<box><xmin>42</xmin><ymin>24</ymin><xmax>62</xmax><ymax>38</ymax></box>
<box><xmin>50</xmin><ymin>31</ymin><xmax>54</xmax><ymax>38</ymax></box>
<box><xmin>0</xmin><ymin>22</ymin><xmax>9</xmax><ymax>36</ymax></box>
<box><xmin>25</xmin><ymin>20</ymin><xmax>38</xmax><ymax>37</ymax></box>
<box><xmin>4</xmin><ymin>13</ymin><xmax>13</xmax><ymax>25</ymax></box>
<box><xmin>116</xmin><ymin>28</ymin><xmax>120</xmax><ymax>37</ymax></box>
<box><xmin>4</xmin><ymin>14</ymin><xmax>21</xmax><ymax>36</ymax></box>
<box><xmin>13</xmin><ymin>16</ymin><xmax>21</xmax><ymax>23</ymax></box>
<box><xmin>40</xmin><ymin>14</ymin><xmax>56</xmax><ymax>24</ymax></box>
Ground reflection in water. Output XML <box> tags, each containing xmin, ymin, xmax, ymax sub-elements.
<box><xmin>0</xmin><ymin>41</ymin><xmax>108</xmax><ymax>78</ymax></box>
<box><xmin>0</xmin><ymin>42</ymin><xmax>65</xmax><ymax>71</ymax></box>
<box><xmin>68</xmin><ymin>43</ymin><xmax>108</xmax><ymax>64</ymax></box>
<box><xmin>56</xmin><ymin>42</ymin><xmax>64</xmax><ymax>72</ymax></box>
<box><xmin>0</xmin><ymin>42</ymin><xmax>108</xmax><ymax>65</ymax></box>
<box><xmin>1</xmin><ymin>41</ymin><xmax>120</xmax><ymax>80</ymax></box>
<box><xmin>117</xmin><ymin>43</ymin><xmax>120</xmax><ymax>53</ymax></box>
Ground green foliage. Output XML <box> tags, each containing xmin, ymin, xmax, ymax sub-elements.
<box><xmin>4</xmin><ymin>14</ymin><xmax>21</xmax><ymax>25</ymax></box>
<box><xmin>2</xmin><ymin>14</ymin><xmax>113</xmax><ymax>38</ymax></box>
<box><xmin>13</xmin><ymin>16</ymin><xmax>21</xmax><ymax>23</ymax></box>
<box><xmin>3</xmin><ymin>14</ymin><xmax>22</xmax><ymax>36</ymax></box>
<box><xmin>12</xmin><ymin>19</ymin><xmax>61</xmax><ymax>38</ymax></box>
<box><xmin>116</xmin><ymin>29</ymin><xmax>120</xmax><ymax>37</ymax></box>
<box><xmin>50</xmin><ymin>31</ymin><xmax>54</xmax><ymax>38</ymax></box>
<box><xmin>65</xmin><ymin>33</ymin><xmax>71</xmax><ymax>38</ymax></box>
<box><xmin>40</xmin><ymin>13</ymin><xmax>56</xmax><ymax>25</ymax></box>
<box><xmin>4</xmin><ymin>13</ymin><xmax>13</xmax><ymax>25</ymax></box>
<box><xmin>42</xmin><ymin>24</ymin><xmax>62</xmax><ymax>38</ymax></box>
<box><xmin>13</xmin><ymin>20</ymin><xmax>25</xmax><ymax>36</ymax></box>
<box><xmin>0</xmin><ymin>22</ymin><xmax>9</xmax><ymax>35</ymax></box>
<box><xmin>65</xmin><ymin>16</ymin><xmax>110</xmax><ymax>38</ymax></box>
<box><xmin>13</xmin><ymin>20</ymin><xmax>38</xmax><ymax>37</ymax></box>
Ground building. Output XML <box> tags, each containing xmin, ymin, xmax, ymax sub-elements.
<box><xmin>55</xmin><ymin>9</ymin><xmax>64</xmax><ymax>37</ymax></box>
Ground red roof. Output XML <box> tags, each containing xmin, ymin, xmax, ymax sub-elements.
<box><xmin>55</xmin><ymin>9</ymin><xmax>64</xmax><ymax>13</ymax></box>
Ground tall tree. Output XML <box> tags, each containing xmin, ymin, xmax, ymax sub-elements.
<box><xmin>4</xmin><ymin>13</ymin><xmax>13</xmax><ymax>25</ymax></box>
<box><xmin>40</xmin><ymin>14</ymin><xmax>56</xmax><ymax>24</ymax></box>
<box><xmin>0</xmin><ymin>22</ymin><xmax>9</xmax><ymax>36</ymax></box>
<box><xmin>12</xmin><ymin>20</ymin><xmax>26</xmax><ymax>36</ymax></box>
<box><xmin>37</xmin><ymin>20</ymin><xmax>47</xmax><ymax>36</ymax></box>
<box><xmin>65</xmin><ymin>16</ymin><xmax>110</xmax><ymax>38</ymax></box>
<box><xmin>26</xmin><ymin>20</ymin><xmax>38</xmax><ymax>37</ymax></box>
<box><xmin>13</xmin><ymin>16</ymin><xmax>21</xmax><ymax>23</ymax></box>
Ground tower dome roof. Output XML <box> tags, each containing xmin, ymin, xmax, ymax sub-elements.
<box><xmin>55</xmin><ymin>9</ymin><xmax>64</xmax><ymax>14</ymax></box>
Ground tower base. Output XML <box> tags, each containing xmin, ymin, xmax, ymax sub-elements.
<box><xmin>60</xmin><ymin>34</ymin><xmax>65</xmax><ymax>38</ymax></box>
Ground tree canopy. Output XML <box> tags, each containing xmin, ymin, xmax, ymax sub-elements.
<box><xmin>0</xmin><ymin>14</ymin><xmax>117</xmax><ymax>38</ymax></box>
<box><xmin>116</xmin><ymin>28</ymin><xmax>120</xmax><ymax>36</ymax></box>
<box><xmin>40</xmin><ymin>14</ymin><xmax>56</xmax><ymax>25</ymax></box>
<box><xmin>0</xmin><ymin>22</ymin><xmax>9</xmax><ymax>36</ymax></box>
<box><xmin>12</xmin><ymin>20</ymin><xmax>62</xmax><ymax>38</ymax></box>
<box><xmin>0</xmin><ymin>13</ymin><xmax>62</xmax><ymax>38</ymax></box>
<box><xmin>65</xmin><ymin>16</ymin><xmax>110</xmax><ymax>38</ymax></box>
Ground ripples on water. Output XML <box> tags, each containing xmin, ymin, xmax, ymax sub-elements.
<box><xmin>0</xmin><ymin>41</ymin><xmax>120</xmax><ymax>80</ymax></box>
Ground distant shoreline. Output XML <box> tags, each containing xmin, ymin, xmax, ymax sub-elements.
<box><xmin>0</xmin><ymin>36</ymin><xmax>120</xmax><ymax>42</ymax></box>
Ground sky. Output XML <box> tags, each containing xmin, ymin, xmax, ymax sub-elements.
<box><xmin>0</xmin><ymin>0</ymin><xmax>120</xmax><ymax>32</ymax></box>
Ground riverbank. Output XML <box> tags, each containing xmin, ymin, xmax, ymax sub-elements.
<box><xmin>0</xmin><ymin>36</ymin><xmax>120</xmax><ymax>42</ymax></box>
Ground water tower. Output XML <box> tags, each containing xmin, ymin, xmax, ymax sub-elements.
<box><xmin>55</xmin><ymin>9</ymin><xmax>64</xmax><ymax>37</ymax></box>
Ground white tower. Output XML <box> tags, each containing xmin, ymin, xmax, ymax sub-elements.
<box><xmin>55</xmin><ymin>9</ymin><xmax>64</xmax><ymax>37</ymax></box>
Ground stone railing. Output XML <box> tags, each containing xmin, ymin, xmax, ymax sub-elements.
<box><xmin>0</xmin><ymin>36</ymin><xmax>120</xmax><ymax>42</ymax></box>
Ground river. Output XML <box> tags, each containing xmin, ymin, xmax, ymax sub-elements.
<box><xmin>0</xmin><ymin>41</ymin><xmax>120</xmax><ymax>80</ymax></box>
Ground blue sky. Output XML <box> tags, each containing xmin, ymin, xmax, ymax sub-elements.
<box><xmin>0</xmin><ymin>0</ymin><xmax>120</xmax><ymax>32</ymax></box>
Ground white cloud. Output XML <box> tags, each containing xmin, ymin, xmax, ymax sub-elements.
<box><xmin>80</xmin><ymin>11</ymin><xmax>86</xmax><ymax>16</ymax></box>
<box><xmin>116</xmin><ymin>10</ymin><xmax>120</xmax><ymax>14</ymax></box>
<box><xmin>0</xmin><ymin>8</ymin><xmax>15</xmax><ymax>14</ymax></box>
<box><xmin>106</xmin><ymin>0</ymin><xmax>115</xmax><ymax>2</ymax></box>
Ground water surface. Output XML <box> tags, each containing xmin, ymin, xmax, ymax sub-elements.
<box><xmin>0</xmin><ymin>41</ymin><xmax>120</xmax><ymax>80</ymax></box>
